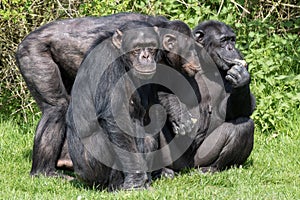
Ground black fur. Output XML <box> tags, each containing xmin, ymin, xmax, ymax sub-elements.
<box><xmin>67</xmin><ymin>21</ymin><xmax>160</xmax><ymax>190</ymax></box>
<box><xmin>163</xmin><ymin>20</ymin><xmax>256</xmax><ymax>172</ymax></box>
<box><xmin>15</xmin><ymin>13</ymin><xmax>200</xmax><ymax>176</ymax></box>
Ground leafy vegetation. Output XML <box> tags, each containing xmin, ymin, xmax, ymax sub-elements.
<box><xmin>1</xmin><ymin>0</ymin><xmax>299</xmax><ymax>133</ymax></box>
<box><xmin>0</xmin><ymin>0</ymin><xmax>299</xmax><ymax>199</ymax></box>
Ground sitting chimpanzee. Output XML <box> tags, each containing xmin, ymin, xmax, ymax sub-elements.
<box><xmin>16</xmin><ymin>13</ymin><xmax>200</xmax><ymax>177</ymax></box>
<box><xmin>192</xmin><ymin>20</ymin><xmax>255</xmax><ymax>172</ymax></box>
<box><xmin>159</xmin><ymin>20</ymin><xmax>255</xmax><ymax>173</ymax></box>
<box><xmin>67</xmin><ymin>21</ymin><xmax>161</xmax><ymax>190</ymax></box>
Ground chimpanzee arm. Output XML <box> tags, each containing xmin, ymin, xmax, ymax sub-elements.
<box><xmin>226</xmin><ymin>86</ymin><xmax>256</xmax><ymax>120</ymax></box>
<box><xmin>225</xmin><ymin>65</ymin><xmax>256</xmax><ymax>120</ymax></box>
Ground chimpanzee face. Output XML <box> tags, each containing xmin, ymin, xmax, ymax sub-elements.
<box><xmin>113</xmin><ymin>28</ymin><xmax>159</xmax><ymax>79</ymax></box>
<box><xmin>177</xmin><ymin>35</ymin><xmax>201</xmax><ymax>76</ymax></box>
<box><xmin>162</xmin><ymin>29</ymin><xmax>201</xmax><ymax>76</ymax></box>
<box><xmin>193</xmin><ymin>20</ymin><xmax>243</xmax><ymax>71</ymax></box>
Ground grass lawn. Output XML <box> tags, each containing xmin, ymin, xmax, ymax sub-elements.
<box><xmin>0</xmin><ymin>117</ymin><xmax>299</xmax><ymax>200</ymax></box>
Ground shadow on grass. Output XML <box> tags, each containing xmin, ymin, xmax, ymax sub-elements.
<box><xmin>23</xmin><ymin>148</ymin><xmax>33</xmax><ymax>162</ymax></box>
<box><xmin>242</xmin><ymin>158</ymin><xmax>254</xmax><ymax>169</ymax></box>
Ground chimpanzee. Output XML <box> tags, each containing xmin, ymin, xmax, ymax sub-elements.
<box><xmin>16</xmin><ymin>13</ymin><xmax>200</xmax><ymax>177</ymax></box>
<box><xmin>66</xmin><ymin>21</ymin><xmax>162</xmax><ymax>190</ymax></box>
<box><xmin>159</xmin><ymin>20</ymin><xmax>255</xmax><ymax>172</ymax></box>
<box><xmin>15</xmin><ymin>13</ymin><xmax>164</xmax><ymax>176</ymax></box>
<box><xmin>191</xmin><ymin>20</ymin><xmax>255</xmax><ymax>172</ymax></box>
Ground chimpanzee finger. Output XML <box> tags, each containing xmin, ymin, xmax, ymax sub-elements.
<box><xmin>231</xmin><ymin>64</ymin><xmax>244</xmax><ymax>73</ymax></box>
<box><xmin>184</xmin><ymin>119</ymin><xmax>193</xmax><ymax>133</ymax></box>
<box><xmin>226</xmin><ymin>66</ymin><xmax>242</xmax><ymax>81</ymax></box>
<box><xmin>172</xmin><ymin>122</ymin><xmax>179</xmax><ymax>134</ymax></box>
<box><xmin>229</xmin><ymin>65</ymin><xmax>243</xmax><ymax>78</ymax></box>
<box><xmin>179</xmin><ymin>124</ymin><xmax>186</xmax><ymax>136</ymax></box>
<box><xmin>234</xmin><ymin>64</ymin><xmax>250</xmax><ymax>86</ymax></box>
<box><xmin>225</xmin><ymin>74</ymin><xmax>237</xmax><ymax>85</ymax></box>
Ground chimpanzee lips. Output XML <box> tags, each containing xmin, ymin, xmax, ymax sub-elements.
<box><xmin>134</xmin><ymin>63</ymin><xmax>156</xmax><ymax>75</ymax></box>
<box><xmin>223</xmin><ymin>57</ymin><xmax>247</xmax><ymax>68</ymax></box>
<box><xmin>182</xmin><ymin>63</ymin><xmax>201</xmax><ymax>76</ymax></box>
<box><xmin>134</xmin><ymin>68</ymin><xmax>156</xmax><ymax>75</ymax></box>
<box><xmin>133</xmin><ymin>65</ymin><xmax>156</xmax><ymax>80</ymax></box>
<box><xmin>183</xmin><ymin>62</ymin><xmax>201</xmax><ymax>72</ymax></box>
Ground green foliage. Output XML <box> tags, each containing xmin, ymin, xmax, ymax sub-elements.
<box><xmin>0</xmin><ymin>1</ymin><xmax>299</xmax><ymax>131</ymax></box>
<box><xmin>240</xmin><ymin>28</ymin><xmax>300</xmax><ymax>134</ymax></box>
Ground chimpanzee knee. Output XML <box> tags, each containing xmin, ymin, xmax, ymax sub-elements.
<box><xmin>194</xmin><ymin>117</ymin><xmax>254</xmax><ymax>172</ymax></box>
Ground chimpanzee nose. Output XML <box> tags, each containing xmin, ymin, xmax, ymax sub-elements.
<box><xmin>142</xmin><ymin>52</ymin><xmax>150</xmax><ymax>59</ymax></box>
<box><xmin>227</xmin><ymin>44</ymin><xmax>233</xmax><ymax>51</ymax></box>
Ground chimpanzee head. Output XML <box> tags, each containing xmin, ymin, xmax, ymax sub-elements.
<box><xmin>160</xmin><ymin>20</ymin><xmax>201</xmax><ymax>76</ymax></box>
<box><xmin>112</xmin><ymin>21</ymin><xmax>160</xmax><ymax>79</ymax></box>
<box><xmin>193</xmin><ymin>20</ymin><xmax>245</xmax><ymax>71</ymax></box>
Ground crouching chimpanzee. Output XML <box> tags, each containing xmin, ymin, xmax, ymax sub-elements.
<box><xmin>159</xmin><ymin>20</ymin><xmax>255</xmax><ymax>173</ymax></box>
<box><xmin>67</xmin><ymin>21</ymin><xmax>162</xmax><ymax>190</ymax></box>
<box><xmin>15</xmin><ymin>13</ymin><xmax>200</xmax><ymax>177</ymax></box>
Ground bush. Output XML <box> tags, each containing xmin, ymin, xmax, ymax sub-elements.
<box><xmin>0</xmin><ymin>0</ymin><xmax>299</xmax><ymax>133</ymax></box>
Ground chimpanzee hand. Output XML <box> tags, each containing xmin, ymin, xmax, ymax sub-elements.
<box><xmin>158</xmin><ymin>92</ymin><xmax>197</xmax><ymax>136</ymax></box>
<box><xmin>169</xmin><ymin>103</ymin><xmax>196</xmax><ymax>136</ymax></box>
<box><xmin>225</xmin><ymin>64</ymin><xmax>250</xmax><ymax>88</ymax></box>
<box><xmin>167</xmin><ymin>97</ymin><xmax>197</xmax><ymax>135</ymax></box>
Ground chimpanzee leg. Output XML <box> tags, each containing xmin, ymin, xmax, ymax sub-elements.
<box><xmin>194</xmin><ymin>117</ymin><xmax>254</xmax><ymax>172</ymax></box>
<box><xmin>67</xmin><ymin>108</ymin><xmax>148</xmax><ymax>190</ymax></box>
<box><xmin>16</xmin><ymin>42</ymin><xmax>71</xmax><ymax>176</ymax></box>
<box><xmin>67</xmin><ymin>127</ymin><xmax>112</xmax><ymax>189</ymax></box>
<box><xmin>31</xmin><ymin>104</ymin><xmax>69</xmax><ymax>176</ymax></box>
<box><xmin>57</xmin><ymin>139</ymin><xmax>73</xmax><ymax>170</ymax></box>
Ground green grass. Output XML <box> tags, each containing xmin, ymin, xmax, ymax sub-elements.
<box><xmin>1</xmin><ymin>117</ymin><xmax>299</xmax><ymax>200</ymax></box>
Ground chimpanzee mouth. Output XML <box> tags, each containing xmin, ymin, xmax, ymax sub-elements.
<box><xmin>223</xmin><ymin>57</ymin><xmax>247</xmax><ymax>68</ymax></box>
<box><xmin>134</xmin><ymin>68</ymin><xmax>156</xmax><ymax>75</ymax></box>
<box><xmin>183</xmin><ymin>63</ymin><xmax>201</xmax><ymax>71</ymax></box>
<box><xmin>134</xmin><ymin>64</ymin><xmax>157</xmax><ymax>75</ymax></box>
<box><xmin>133</xmin><ymin>67</ymin><xmax>156</xmax><ymax>79</ymax></box>
<box><xmin>213</xmin><ymin>52</ymin><xmax>230</xmax><ymax>70</ymax></box>
<box><xmin>182</xmin><ymin>63</ymin><xmax>201</xmax><ymax>76</ymax></box>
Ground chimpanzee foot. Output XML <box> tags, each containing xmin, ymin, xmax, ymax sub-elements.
<box><xmin>198</xmin><ymin>167</ymin><xmax>219</xmax><ymax>174</ymax></box>
<box><xmin>30</xmin><ymin>168</ymin><xmax>61</xmax><ymax>178</ymax></box>
<box><xmin>160</xmin><ymin>168</ymin><xmax>175</xmax><ymax>178</ymax></box>
<box><xmin>56</xmin><ymin>158</ymin><xmax>74</xmax><ymax>171</ymax></box>
<box><xmin>31</xmin><ymin>169</ymin><xmax>75</xmax><ymax>181</ymax></box>
<box><xmin>121</xmin><ymin>172</ymin><xmax>148</xmax><ymax>190</ymax></box>
<box><xmin>152</xmin><ymin>168</ymin><xmax>175</xmax><ymax>180</ymax></box>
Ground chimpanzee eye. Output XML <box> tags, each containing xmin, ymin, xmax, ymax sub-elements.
<box><xmin>220</xmin><ymin>39</ymin><xmax>226</xmax><ymax>47</ymax></box>
<box><xmin>148</xmin><ymin>48</ymin><xmax>156</xmax><ymax>55</ymax></box>
<box><xmin>131</xmin><ymin>49</ymin><xmax>141</xmax><ymax>55</ymax></box>
<box><xmin>231</xmin><ymin>37</ymin><xmax>236</xmax><ymax>43</ymax></box>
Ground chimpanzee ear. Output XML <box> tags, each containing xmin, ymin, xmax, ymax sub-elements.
<box><xmin>112</xmin><ymin>29</ymin><xmax>123</xmax><ymax>49</ymax></box>
<box><xmin>163</xmin><ymin>34</ymin><xmax>177</xmax><ymax>52</ymax></box>
<box><xmin>194</xmin><ymin>30</ymin><xmax>205</xmax><ymax>44</ymax></box>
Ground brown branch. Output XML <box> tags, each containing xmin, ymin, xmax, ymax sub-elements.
<box><xmin>230</xmin><ymin>0</ymin><xmax>250</xmax><ymax>14</ymax></box>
